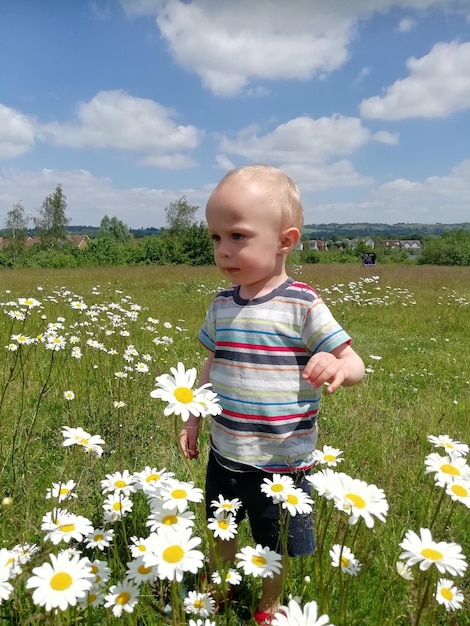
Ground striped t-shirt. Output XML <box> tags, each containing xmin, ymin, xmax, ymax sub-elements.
<box><xmin>198</xmin><ymin>278</ymin><xmax>351</xmax><ymax>472</ymax></box>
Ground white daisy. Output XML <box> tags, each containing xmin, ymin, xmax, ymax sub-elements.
<box><xmin>146</xmin><ymin>501</ymin><xmax>195</xmax><ymax>533</ymax></box>
<box><xmin>61</xmin><ymin>426</ymin><xmax>105</xmax><ymax>457</ymax></box>
<box><xmin>133</xmin><ymin>466</ymin><xmax>174</xmax><ymax>495</ymax></box>
<box><xmin>445</xmin><ymin>479</ymin><xmax>470</xmax><ymax>508</ymax></box>
<box><xmin>160</xmin><ymin>479</ymin><xmax>204</xmax><ymax>513</ymax></box>
<box><xmin>104</xmin><ymin>579</ymin><xmax>140</xmax><ymax>617</ymax></box>
<box><xmin>210</xmin><ymin>495</ymin><xmax>242</xmax><ymax>516</ymax></box>
<box><xmin>281</xmin><ymin>487</ymin><xmax>313</xmax><ymax>516</ymax></box>
<box><xmin>144</xmin><ymin>527</ymin><xmax>204</xmax><ymax>582</ymax></box>
<box><xmin>260</xmin><ymin>474</ymin><xmax>295</xmax><ymax>503</ymax></box>
<box><xmin>272</xmin><ymin>599</ymin><xmax>332</xmax><ymax>626</ymax></box>
<box><xmin>183</xmin><ymin>590</ymin><xmax>216</xmax><ymax>617</ymax></box>
<box><xmin>88</xmin><ymin>559</ymin><xmax>111</xmax><ymax>587</ymax></box>
<box><xmin>435</xmin><ymin>578</ymin><xmax>464</xmax><ymax>611</ymax></box>
<box><xmin>399</xmin><ymin>528</ymin><xmax>467</xmax><ymax>576</ymax></box>
<box><xmin>332</xmin><ymin>473</ymin><xmax>389</xmax><ymax>528</ymax></box>
<box><xmin>26</xmin><ymin>550</ymin><xmax>94</xmax><ymax>611</ymax></box>
<box><xmin>63</xmin><ymin>390</ymin><xmax>75</xmax><ymax>401</ymax></box>
<box><xmin>207</xmin><ymin>512</ymin><xmax>238</xmax><ymax>541</ymax></box>
<box><xmin>312</xmin><ymin>445</ymin><xmax>344</xmax><ymax>467</ymax></box>
<box><xmin>102</xmin><ymin>493</ymin><xmax>133</xmax><ymax>522</ymax></box>
<box><xmin>329</xmin><ymin>544</ymin><xmax>361</xmax><ymax>575</ymax></box>
<box><xmin>126</xmin><ymin>556</ymin><xmax>158</xmax><ymax>584</ymax></box>
<box><xmin>85</xmin><ymin>527</ymin><xmax>114</xmax><ymax>551</ymax></box>
<box><xmin>236</xmin><ymin>544</ymin><xmax>282</xmax><ymax>578</ymax></box>
<box><xmin>188</xmin><ymin>619</ymin><xmax>216</xmax><ymax>626</ymax></box>
<box><xmin>78</xmin><ymin>584</ymin><xmax>105</xmax><ymax>607</ymax></box>
<box><xmin>306</xmin><ymin>468</ymin><xmax>341</xmax><ymax>500</ymax></box>
<box><xmin>427</xmin><ymin>434</ymin><xmax>469</xmax><ymax>458</ymax></box>
<box><xmin>424</xmin><ymin>452</ymin><xmax>470</xmax><ymax>486</ymax></box>
<box><xmin>11</xmin><ymin>543</ymin><xmax>40</xmax><ymax>565</ymax></box>
<box><xmin>396</xmin><ymin>560</ymin><xmax>413</xmax><ymax>581</ymax></box>
<box><xmin>150</xmin><ymin>362</ymin><xmax>212</xmax><ymax>422</ymax></box>
<box><xmin>45</xmin><ymin>480</ymin><xmax>77</xmax><ymax>503</ymax></box>
<box><xmin>211</xmin><ymin>568</ymin><xmax>242</xmax><ymax>586</ymax></box>
<box><xmin>100</xmin><ymin>470</ymin><xmax>136</xmax><ymax>496</ymax></box>
<box><xmin>44</xmin><ymin>513</ymin><xmax>94</xmax><ymax>545</ymax></box>
<box><xmin>128</xmin><ymin>536</ymin><xmax>153</xmax><ymax>559</ymax></box>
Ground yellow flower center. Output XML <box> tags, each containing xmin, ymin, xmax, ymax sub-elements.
<box><xmin>50</xmin><ymin>572</ymin><xmax>73</xmax><ymax>591</ymax></box>
<box><xmin>324</xmin><ymin>454</ymin><xmax>336</xmax><ymax>462</ymax></box>
<box><xmin>79</xmin><ymin>438</ymin><xmax>89</xmax><ymax>446</ymax></box>
<box><xmin>59</xmin><ymin>488</ymin><xmax>70</xmax><ymax>495</ymax></box>
<box><xmin>171</xmin><ymin>489</ymin><xmax>187</xmax><ymax>500</ymax></box>
<box><xmin>94</xmin><ymin>534</ymin><xmax>104</xmax><ymax>541</ymax></box>
<box><xmin>271</xmin><ymin>484</ymin><xmax>284</xmax><ymax>492</ymax></box>
<box><xmin>421</xmin><ymin>548</ymin><xmax>443</xmax><ymax>561</ymax></box>
<box><xmin>146</xmin><ymin>473</ymin><xmax>160</xmax><ymax>483</ymax></box>
<box><xmin>340</xmin><ymin>555</ymin><xmax>350</xmax><ymax>568</ymax></box>
<box><xmin>440</xmin><ymin>464</ymin><xmax>460</xmax><ymax>476</ymax></box>
<box><xmin>174</xmin><ymin>387</ymin><xmax>194</xmax><ymax>403</ymax></box>
<box><xmin>345</xmin><ymin>493</ymin><xmax>366</xmax><ymax>508</ymax></box>
<box><xmin>117</xmin><ymin>592</ymin><xmax>131</xmax><ymax>605</ymax></box>
<box><xmin>441</xmin><ymin>587</ymin><xmax>453</xmax><ymax>600</ymax></box>
<box><xmin>251</xmin><ymin>555</ymin><xmax>267</xmax><ymax>567</ymax></box>
<box><xmin>59</xmin><ymin>523</ymin><xmax>76</xmax><ymax>533</ymax></box>
<box><xmin>88</xmin><ymin>593</ymin><xmax>97</xmax><ymax>604</ymax></box>
<box><xmin>114</xmin><ymin>480</ymin><xmax>127</xmax><ymax>488</ymax></box>
<box><xmin>221</xmin><ymin>503</ymin><xmax>232</xmax><ymax>509</ymax></box>
<box><xmin>91</xmin><ymin>565</ymin><xmax>99</xmax><ymax>574</ymax></box>
<box><xmin>138</xmin><ymin>545</ymin><xmax>146</xmax><ymax>552</ymax></box>
<box><xmin>112</xmin><ymin>502</ymin><xmax>122</xmax><ymax>511</ymax></box>
<box><xmin>162</xmin><ymin>515</ymin><xmax>178</xmax><ymax>525</ymax></box>
<box><xmin>194</xmin><ymin>599</ymin><xmax>205</xmax><ymax>609</ymax></box>
<box><xmin>286</xmin><ymin>493</ymin><xmax>299</xmax><ymax>505</ymax></box>
<box><xmin>450</xmin><ymin>484</ymin><xmax>468</xmax><ymax>497</ymax></box>
<box><xmin>163</xmin><ymin>545</ymin><xmax>184</xmax><ymax>563</ymax></box>
<box><xmin>218</xmin><ymin>519</ymin><xmax>229</xmax><ymax>530</ymax></box>
<box><xmin>138</xmin><ymin>564</ymin><xmax>152</xmax><ymax>575</ymax></box>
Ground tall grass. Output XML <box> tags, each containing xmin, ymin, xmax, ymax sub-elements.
<box><xmin>0</xmin><ymin>264</ymin><xmax>469</xmax><ymax>624</ymax></box>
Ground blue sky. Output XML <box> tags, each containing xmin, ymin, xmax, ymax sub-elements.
<box><xmin>1</xmin><ymin>0</ymin><xmax>470</xmax><ymax>229</ymax></box>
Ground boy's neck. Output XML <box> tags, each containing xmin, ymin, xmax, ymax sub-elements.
<box><xmin>238</xmin><ymin>271</ymin><xmax>289</xmax><ymax>300</ymax></box>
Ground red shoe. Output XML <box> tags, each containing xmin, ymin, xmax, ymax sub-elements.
<box><xmin>254</xmin><ymin>609</ymin><xmax>285</xmax><ymax>625</ymax></box>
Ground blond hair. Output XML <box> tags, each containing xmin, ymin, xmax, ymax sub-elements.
<box><xmin>216</xmin><ymin>165</ymin><xmax>304</xmax><ymax>232</ymax></box>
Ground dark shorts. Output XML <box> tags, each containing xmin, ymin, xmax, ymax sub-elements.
<box><xmin>205</xmin><ymin>450</ymin><xmax>315</xmax><ymax>557</ymax></box>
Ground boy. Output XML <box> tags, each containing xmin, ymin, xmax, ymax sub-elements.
<box><xmin>180</xmin><ymin>165</ymin><xmax>365</xmax><ymax>624</ymax></box>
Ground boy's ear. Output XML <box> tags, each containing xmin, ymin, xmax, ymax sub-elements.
<box><xmin>279</xmin><ymin>227</ymin><xmax>301</xmax><ymax>254</ymax></box>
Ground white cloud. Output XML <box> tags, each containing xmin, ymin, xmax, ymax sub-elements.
<box><xmin>38</xmin><ymin>90</ymin><xmax>202</xmax><ymax>167</ymax></box>
<box><xmin>121</xmin><ymin>0</ymin><xmax>470</xmax><ymax>96</ymax></box>
<box><xmin>397</xmin><ymin>17</ymin><xmax>416</xmax><ymax>32</ymax></box>
<box><xmin>0</xmin><ymin>104</ymin><xmax>36</xmax><ymax>159</ymax></box>
<box><xmin>214</xmin><ymin>153</ymin><xmax>235</xmax><ymax>171</ymax></box>
<box><xmin>219</xmin><ymin>115</ymin><xmax>393</xmax><ymax>163</ymax></box>
<box><xmin>360</xmin><ymin>41</ymin><xmax>470</xmax><ymax>120</ymax></box>
<box><xmin>154</xmin><ymin>1</ymin><xmax>354</xmax><ymax>96</ymax></box>
<box><xmin>0</xmin><ymin>168</ymin><xmax>208</xmax><ymax>228</ymax></box>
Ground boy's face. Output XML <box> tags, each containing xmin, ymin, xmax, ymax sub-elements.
<box><xmin>206</xmin><ymin>180</ymin><xmax>289</xmax><ymax>297</ymax></box>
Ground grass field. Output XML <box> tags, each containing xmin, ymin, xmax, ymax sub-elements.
<box><xmin>0</xmin><ymin>264</ymin><xmax>469</xmax><ymax>625</ymax></box>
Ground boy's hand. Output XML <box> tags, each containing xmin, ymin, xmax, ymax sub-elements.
<box><xmin>302</xmin><ymin>351</ymin><xmax>347</xmax><ymax>394</ymax></box>
<box><xmin>179</xmin><ymin>419</ymin><xmax>200</xmax><ymax>460</ymax></box>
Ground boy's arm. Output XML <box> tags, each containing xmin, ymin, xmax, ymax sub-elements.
<box><xmin>179</xmin><ymin>352</ymin><xmax>214</xmax><ymax>460</ymax></box>
<box><xmin>302</xmin><ymin>343</ymin><xmax>365</xmax><ymax>394</ymax></box>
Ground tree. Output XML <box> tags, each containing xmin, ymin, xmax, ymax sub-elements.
<box><xmin>165</xmin><ymin>197</ymin><xmax>199</xmax><ymax>234</ymax></box>
<box><xmin>99</xmin><ymin>215</ymin><xmax>132</xmax><ymax>242</ymax></box>
<box><xmin>34</xmin><ymin>184</ymin><xmax>70</xmax><ymax>247</ymax></box>
<box><xmin>4</xmin><ymin>201</ymin><xmax>29</xmax><ymax>261</ymax></box>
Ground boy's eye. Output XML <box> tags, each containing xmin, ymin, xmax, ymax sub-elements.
<box><xmin>232</xmin><ymin>233</ymin><xmax>243</xmax><ymax>240</ymax></box>
<box><xmin>211</xmin><ymin>234</ymin><xmax>220</xmax><ymax>242</ymax></box>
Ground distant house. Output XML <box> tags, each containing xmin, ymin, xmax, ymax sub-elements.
<box><xmin>308</xmin><ymin>239</ymin><xmax>328</xmax><ymax>251</ymax></box>
<box><xmin>0</xmin><ymin>234</ymin><xmax>89</xmax><ymax>250</ymax></box>
<box><xmin>382</xmin><ymin>239</ymin><xmax>421</xmax><ymax>251</ymax></box>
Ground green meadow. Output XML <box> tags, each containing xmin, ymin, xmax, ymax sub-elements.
<box><xmin>0</xmin><ymin>264</ymin><xmax>469</xmax><ymax>625</ymax></box>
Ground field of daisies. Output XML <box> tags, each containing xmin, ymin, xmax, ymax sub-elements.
<box><xmin>0</xmin><ymin>264</ymin><xmax>469</xmax><ymax>625</ymax></box>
